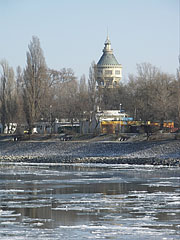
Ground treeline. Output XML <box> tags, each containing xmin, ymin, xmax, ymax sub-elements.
<box><xmin>100</xmin><ymin>63</ymin><xmax>180</xmax><ymax>124</ymax></box>
<box><xmin>0</xmin><ymin>36</ymin><xmax>180</xmax><ymax>133</ymax></box>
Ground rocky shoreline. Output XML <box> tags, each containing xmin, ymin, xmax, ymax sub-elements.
<box><xmin>0</xmin><ymin>140</ymin><xmax>180</xmax><ymax>166</ymax></box>
<box><xmin>0</xmin><ymin>155</ymin><xmax>179</xmax><ymax>166</ymax></box>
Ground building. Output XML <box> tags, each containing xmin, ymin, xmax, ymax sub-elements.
<box><xmin>96</xmin><ymin>109</ymin><xmax>132</xmax><ymax>134</ymax></box>
<box><xmin>33</xmin><ymin>119</ymin><xmax>80</xmax><ymax>134</ymax></box>
<box><xmin>95</xmin><ymin>35</ymin><xmax>122</xmax><ymax>88</ymax></box>
<box><xmin>80</xmin><ymin>107</ymin><xmax>132</xmax><ymax>134</ymax></box>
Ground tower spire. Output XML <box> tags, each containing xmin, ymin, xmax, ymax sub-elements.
<box><xmin>107</xmin><ymin>27</ymin><xmax>109</xmax><ymax>41</ymax></box>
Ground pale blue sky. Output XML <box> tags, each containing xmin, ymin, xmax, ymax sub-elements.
<box><xmin>0</xmin><ymin>0</ymin><xmax>179</xmax><ymax>81</ymax></box>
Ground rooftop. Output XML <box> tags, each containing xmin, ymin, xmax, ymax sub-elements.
<box><xmin>97</xmin><ymin>53</ymin><xmax>119</xmax><ymax>66</ymax></box>
<box><xmin>97</xmin><ymin>36</ymin><xmax>120</xmax><ymax>66</ymax></box>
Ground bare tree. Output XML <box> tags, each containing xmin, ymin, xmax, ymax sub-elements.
<box><xmin>59</xmin><ymin>76</ymin><xmax>79</xmax><ymax>127</ymax></box>
<box><xmin>78</xmin><ymin>74</ymin><xmax>89</xmax><ymax>118</ymax></box>
<box><xmin>125</xmin><ymin>63</ymin><xmax>177</xmax><ymax>124</ymax></box>
<box><xmin>79</xmin><ymin>74</ymin><xmax>87</xmax><ymax>94</ymax></box>
<box><xmin>152</xmin><ymin>73</ymin><xmax>176</xmax><ymax>123</ymax></box>
<box><xmin>15</xmin><ymin>66</ymin><xmax>25</xmax><ymax>124</ymax></box>
<box><xmin>0</xmin><ymin>60</ymin><xmax>17</xmax><ymax>132</ymax></box>
<box><xmin>88</xmin><ymin>61</ymin><xmax>97</xmax><ymax>111</ymax></box>
<box><xmin>23</xmin><ymin>36</ymin><xmax>49</xmax><ymax>133</ymax></box>
<box><xmin>176</xmin><ymin>56</ymin><xmax>180</xmax><ymax>126</ymax></box>
<box><xmin>47</xmin><ymin>68</ymin><xmax>78</xmax><ymax>121</ymax></box>
<box><xmin>16</xmin><ymin>66</ymin><xmax>23</xmax><ymax>93</ymax></box>
<box><xmin>48</xmin><ymin>67</ymin><xmax>76</xmax><ymax>87</ymax></box>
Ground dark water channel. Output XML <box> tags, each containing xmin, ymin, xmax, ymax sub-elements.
<box><xmin>0</xmin><ymin>162</ymin><xmax>179</xmax><ymax>239</ymax></box>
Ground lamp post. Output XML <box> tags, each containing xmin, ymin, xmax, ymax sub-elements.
<box><xmin>119</xmin><ymin>103</ymin><xmax>122</xmax><ymax>133</ymax></box>
<box><xmin>50</xmin><ymin>105</ymin><xmax>52</xmax><ymax>135</ymax></box>
<box><xmin>120</xmin><ymin>103</ymin><xmax>122</xmax><ymax>113</ymax></box>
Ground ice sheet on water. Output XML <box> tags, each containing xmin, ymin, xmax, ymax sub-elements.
<box><xmin>52</xmin><ymin>206</ymin><xmax>94</xmax><ymax>211</ymax></box>
<box><xmin>0</xmin><ymin>210</ymin><xmax>21</xmax><ymax>222</ymax></box>
<box><xmin>166</xmin><ymin>195</ymin><xmax>180</xmax><ymax>200</ymax></box>
<box><xmin>0</xmin><ymin>189</ymin><xmax>24</xmax><ymax>193</ymax></box>
<box><xmin>3</xmin><ymin>201</ymin><xmax>51</xmax><ymax>209</ymax></box>
<box><xmin>129</xmin><ymin>191</ymin><xmax>179</xmax><ymax>198</ymax></box>
<box><xmin>167</xmin><ymin>201</ymin><xmax>180</xmax><ymax>205</ymax></box>
<box><xmin>0</xmin><ymin>210</ymin><xmax>15</xmax><ymax>215</ymax></box>
<box><xmin>146</xmin><ymin>182</ymin><xmax>180</xmax><ymax>187</ymax></box>
<box><xmin>68</xmin><ymin>177</ymin><xmax>126</xmax><ymax>184</ymax></box>
<box><xmin>58</xmin><ymin>224</ymin><xmax>178</xmax><ymax>239</ymax></box>
<box><xmin>32</xmin><ymin>222</ymin><xmax>44</xmax><ymax>227</ymax></box>
<box><xmin>0</xmin><ymin>221</ymin><xmax>19</xmax><ymax>226</ymax></box>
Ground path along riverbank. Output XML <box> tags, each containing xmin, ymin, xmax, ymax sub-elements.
<box><xmin>0</xmin><ymin>139</ymin><xmax>180</xmax><ymax>166</ymax></box>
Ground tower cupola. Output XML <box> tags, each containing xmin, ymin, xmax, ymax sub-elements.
<box><xmin>103</xmin><ymin>36</ymin><xmax>113</xmax><ymax>53</ymax></box>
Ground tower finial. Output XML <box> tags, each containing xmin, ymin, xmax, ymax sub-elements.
<box><xmin>107</xmin><ymin>27</ymin><xmax>109</xmax><ymax>41</ymax></box>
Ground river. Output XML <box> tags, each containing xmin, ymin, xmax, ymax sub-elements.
<box><xmin>0</xmin><ymin>162</ymin><xmax>179</xmax><ymax>239</ymax></box>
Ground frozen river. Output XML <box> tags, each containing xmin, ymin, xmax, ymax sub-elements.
<box><xmin>0</xmin><ymin>162</ymin><xmax>179</xmax><ymax>239</ymax></box>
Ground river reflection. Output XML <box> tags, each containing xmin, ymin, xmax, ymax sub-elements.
<box><xmin>0</xmin><ymin>163</ymin><xmax>180</xmax><ymax>239</ymax></box>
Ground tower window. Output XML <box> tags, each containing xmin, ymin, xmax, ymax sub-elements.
<box><xmin>115</xmin><ymin>70</ymin><xmax>120</xmax><ymax>75</ymax></box>
<box><xmin>105</xmin><ymin>70</ymin><xmax>112</xmax><ymax>75</ymax></box>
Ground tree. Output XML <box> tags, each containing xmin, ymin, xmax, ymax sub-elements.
<box><xmin>0</xmin><ymin>60</ymin><xmax>17</xmax><ymax>132</ymax></box>
<box><xmin>78</xmin><ymin>74</ymin><xmax>89</xmax><ymax>116</ymax></box>
<box><xmin>63</xmin><ymin>79</ymin><xmax>79</xmax><ymax>125</ymax></box>
<box><xmin>48</xmin><ymin>68</ymin><xmax>78</xmax><ymax>122</ymax></box>
<box><xmin>126</xmin><ymin>63</ymin><xmax>177</xmax><ymax>124</ymax></box>
<box><xmin>88</xmin><ymin>61</ymin><xmax>97</xmax><ymax>111</ymax></box>
<box><xmin>79</xmin><ymin>74</ymin><xmax>87</xmax><ymax>94</ymax></box>
<box><xmin>99</xmin><ymin>84</ymin><xmax>128</xmax><ymax>111</ymax></box>
<box><xmin>23</xmin><ymin>36</ymin><xmax>49</xmax><ymax>133</ymax></box>
<box><xmin>152</xmin><ymin>72</ymin><xmax>176</xmax><ymax>123</ymax></box>
<box><xmin>57</xmin><ymin>70</ymin><xmax>79</xmax><ymax>125</ymax></box>
<box><xmin>15</xmin><ymin>66</ymin><xmax>25</xmax><ymax>124</ymax></box>
<box><xmin>176</xmin><ymin>56</ymin><xmax>180</xmax><ymax>126</ymax></box>
<box><xmin>134</xmin><ymin>63</ymin><xmax>159</xmax><ymax>121</ymax></box>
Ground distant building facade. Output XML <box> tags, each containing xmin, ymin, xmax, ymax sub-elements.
<box><xmin>95</xmin><ymin>36</ymin><xmax>122</xmax><ymax>88</ymax></box>
<box><xmin>80</xmin><ymin>108</ymin><xmax>132</xmax><ymax>134</ymax></box>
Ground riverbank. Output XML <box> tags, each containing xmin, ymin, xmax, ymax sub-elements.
<box><xmin>0</xmin><ymin>139</ymin><xmax>180</xmax><ymax>166</ymax></box>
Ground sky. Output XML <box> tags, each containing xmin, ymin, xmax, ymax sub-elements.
<box><xmin>0</xmin><ymin>0</ymin><xmax>179</xmax><ymax>82</ymax></box>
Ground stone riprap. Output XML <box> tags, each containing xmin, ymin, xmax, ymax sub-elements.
<box><xmin>0</xmin><ymin>140</ymin><xmax>180</xmax><ymax>166</ymax></box>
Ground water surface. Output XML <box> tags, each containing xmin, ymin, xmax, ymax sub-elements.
<box><xmin>0</xmin><ymin>162</ymin><xmax>179</xmax><ymax>239</ymax></box>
